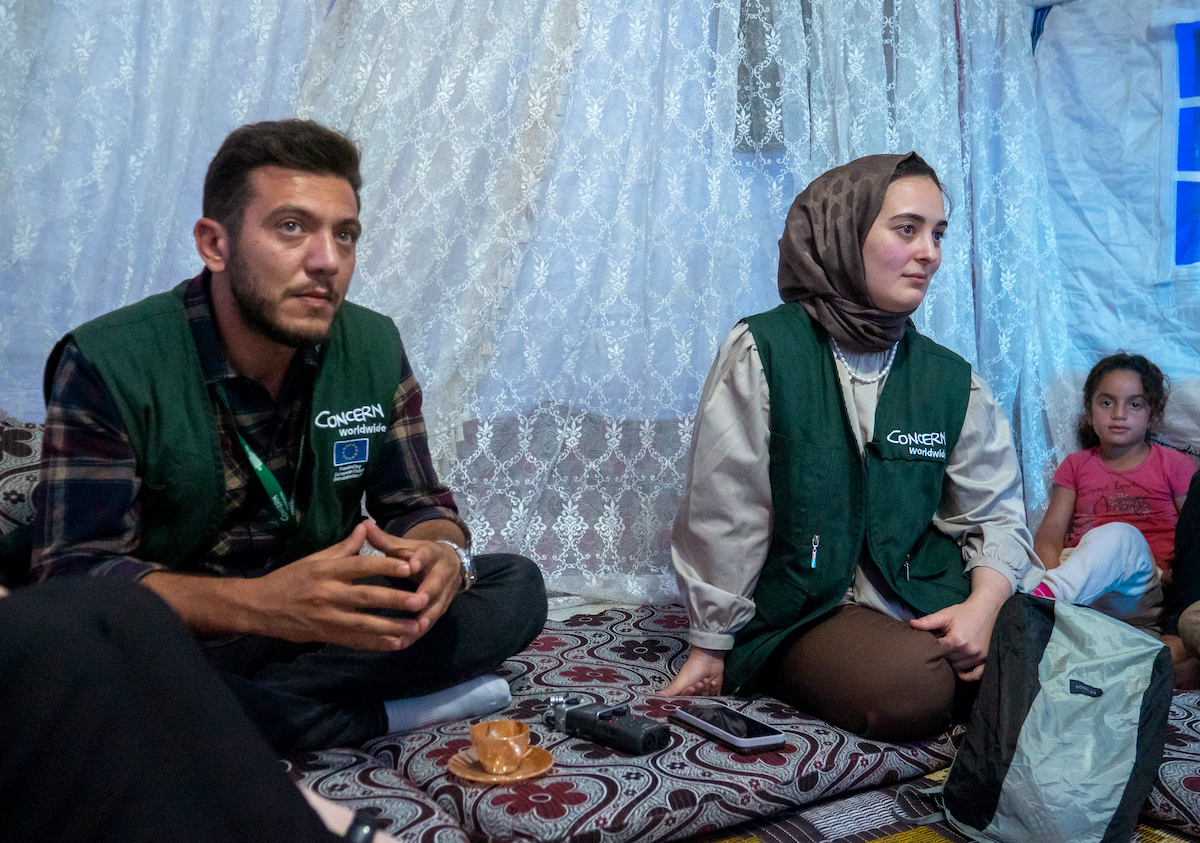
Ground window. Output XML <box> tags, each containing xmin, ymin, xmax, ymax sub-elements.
<box><xmin>1174</xmin><ymin>21</ymin><xmax>1199</xmax><ymax>273</ymax></box>
<box><xmin>1159</xmin><ymin>16</ymin><xmax>1200</xmax><ymax>292</ymax></box>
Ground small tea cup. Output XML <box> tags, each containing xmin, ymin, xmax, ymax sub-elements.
<box><xmin>470</xmin><ymin>719</ymin><xmax>531</xmax><ymax>774</ymax></box>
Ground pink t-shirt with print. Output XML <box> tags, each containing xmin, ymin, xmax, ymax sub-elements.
<box><xmin>1053</xmin><ymin>443</ymin><xmax>1197</xmax><ymax>569</ymax></box>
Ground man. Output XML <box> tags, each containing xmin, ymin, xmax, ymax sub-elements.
<box><xmin>32</xmin><ymin>119</ymin><xmax>547</xmax><ymax>753</ymax></box>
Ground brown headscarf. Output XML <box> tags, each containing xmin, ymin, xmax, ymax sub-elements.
<box><xmin>777</xmin><ymin>151</ymin><xmax>929</xmax><ymax>353</ymax></box>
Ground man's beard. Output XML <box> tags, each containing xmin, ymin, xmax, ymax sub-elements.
<box><xmin>226</xmin><ymin>246</ymin><xmax>337</xmax><ymax>348</ymax></box>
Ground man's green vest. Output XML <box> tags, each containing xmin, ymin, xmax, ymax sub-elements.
<box><xmin>727</xmin><ymin>303</ymin><xmax>973</xmax><ymax>695</ymax></box>
<box><xmin>48</xmin><ymin>280</ymin><xmax>404</xmax><ymax>570</ymax></box>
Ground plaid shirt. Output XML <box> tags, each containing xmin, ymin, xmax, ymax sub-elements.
<box><xmin>32</xmin><ymin>272</ymin><xmax>468</xmax><ymax>583</ymax></box>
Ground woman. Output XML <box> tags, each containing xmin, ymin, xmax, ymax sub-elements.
<box><xmin>663</xmin><ymin>153</ymin><xmax>1042</xmax><ymax>741</ymax></box>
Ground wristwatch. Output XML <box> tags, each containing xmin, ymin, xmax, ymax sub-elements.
<box><xmin>437</xmin><ymin>539</ymin><xmax>476</xmax><ymax>592</ymax></box>
<box><xmin>343</xmin><ymin>808</ymin><xmax>377</xmax><ymax>842</ymax></box>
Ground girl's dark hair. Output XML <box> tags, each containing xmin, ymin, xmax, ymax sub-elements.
<box><xmin>890</xmin><ymin>152</ymin><xmax>953</xmax><ymax>217</ymax></box>
<box><xmin>1078</xmin><ymin>352</ymin><xmax>1169</xmax><ymax>449</ymax></box>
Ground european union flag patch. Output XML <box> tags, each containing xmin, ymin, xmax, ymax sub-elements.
<box><xmin>334</xmin><ymin>438</ymin><xmax>370</xmax><ymax>466</ymax></box>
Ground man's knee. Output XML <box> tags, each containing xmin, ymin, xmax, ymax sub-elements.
<box><xmin>474</xmin><ymin>553</ymin><xmax>547</xmax><ymax>649</ymax></box>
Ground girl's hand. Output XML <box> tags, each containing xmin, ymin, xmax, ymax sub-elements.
<box><xmin>663</xmin><ymin>647</ymin><xmax>726</xmax><ymax>696</ymax></box>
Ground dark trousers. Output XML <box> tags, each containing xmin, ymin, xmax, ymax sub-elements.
<box><xmin>0</xmin><ymin>579</ymin><xmax>340</xmax><ymax>843</ymax></box>
<box><xmin>766</xmin><ymin>603</ymin><xmax>977</xmax><ymax>742</ymax></box>
<box><xmin>1166</xmin><ymin>472</ymin><xmax>1200</xmax><ymax>635</ymax></box>
<box><xmin>205</xmin><ymin>552</ymin><xmax>548</xmax><ymax>754</ymax></box>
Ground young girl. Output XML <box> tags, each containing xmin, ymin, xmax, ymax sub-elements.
<box><xmin>1033</xmin><ymin>353</ymin><xmax>1196</xmax><ymax>633</ymax></box>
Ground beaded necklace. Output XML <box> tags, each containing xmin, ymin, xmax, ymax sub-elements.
<box><xmin>830</xmin><ymin>337</ymin><xmax>897</xmax><ymax>385</ymax></box>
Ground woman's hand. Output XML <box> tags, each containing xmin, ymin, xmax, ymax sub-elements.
<box><xmin>909</xmin><ymin>566</ymin><xmax>1011</xmax><ymax>681</ymax></box>
<box><xmin>662</xmin><ymin>646</ymin><xmax>727</xmax><ymax>696</ymax></box>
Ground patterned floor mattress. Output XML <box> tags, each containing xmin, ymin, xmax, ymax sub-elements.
<box><xmin>285</xmin><ymin>604</ymin><xmax>1200</xmax><ymax>843</ymax></box>
<box><xmin>694</xmin><ymin>770</ymin><xmax>1199</xmax><ymax>843</ymax></box>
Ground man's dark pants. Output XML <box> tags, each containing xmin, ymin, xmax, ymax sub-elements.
<box><xmin>205</xmin><ymin>553</ymin><xmax>547</xmax><ymax>753</ymax></box>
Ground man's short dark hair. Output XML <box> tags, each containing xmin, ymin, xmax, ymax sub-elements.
<box><xmin>203</xmin><ymin>119</ymin><xmax>362</xmax><ymax>236</ymax></box>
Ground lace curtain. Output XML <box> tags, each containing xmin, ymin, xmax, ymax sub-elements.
<box><xmin>0</xmin><ymin>0</ymin><xmax>1065</xmax><ymax>602</ymax></box>
<box><xmin>0</xmin><ymin>1</ymin><xmax>322</xmax><ymax>411</ymax></box>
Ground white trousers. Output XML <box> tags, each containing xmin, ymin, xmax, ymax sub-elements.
<box><xmin>1038</xmin><ymin>521</ymin><xmax>1163</xmax><ymax>631</ymax></box>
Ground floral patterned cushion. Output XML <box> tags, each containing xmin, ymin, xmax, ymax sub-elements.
<box><xmin>362</xmin><ymin>605</ymin><xmax>960</xmax><ymax>843</ymax></box>
<box><xmin>4</xmin><ymin>401</ymin><xmax>1199</xmax><ymax>841</ymax></box>
<box><xmin>1143</xmin><ymin>690</ymin><xmax>1200</xmax><ymax>838</ymax></box>
<box><xmin>0</xmin><ymin>409</ymin><xmax>40</xmax><ymax>535</ymax></box>
<box><xmin>284</xmin><ymin>748</ymin><xmax>469</xmax><ymax>842</ymax></box>
<box><xmin>694</xmin><ymin>770</ymin><xmax>1197</xmax><ymax>843</ymax></box>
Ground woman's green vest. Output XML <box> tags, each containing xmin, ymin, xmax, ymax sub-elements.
<box><xmin>727</xmin><ymin>303</ymin><xmax>973</xmax><ymax>695</ymax></box>
<box><xmin>51</xmin><ymin>281</ymin><xmax>404</xmax><ymax>570</ymax></box>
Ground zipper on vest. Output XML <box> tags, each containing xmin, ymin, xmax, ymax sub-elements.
<box><xmin>904</xmin><ymin>554</ymin><xmax>910</xmax><ymax>581</ymax></box>
<box><xmin>809</xmin><ymin>452</ymin><xmax>833</xmax><ymax>570</ymax></box>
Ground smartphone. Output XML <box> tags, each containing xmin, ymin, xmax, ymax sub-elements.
<box><xmin>669</xmin><ymin>703</ymin><xmax>786</xmax><ymax>751</ymax></box>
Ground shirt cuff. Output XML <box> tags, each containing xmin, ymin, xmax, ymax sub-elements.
<box><xmin>963</xmin><ymin>549</ymin><xmax>1027</xmax><ymax>595</ymax></box>
<box><xmin>687</xmin><ymin>628</ymin><xmax>736</xmax><ymax>651</ymax></box>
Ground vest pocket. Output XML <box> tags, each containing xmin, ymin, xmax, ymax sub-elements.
<box><xmin>758</xmin><ymin>435</ymin><xmax>841</xmax><ymax>629</ymax></box>
<box><xmin>902</xmin><ymin>527</ymin><xmax>964</xmax><ymax>578</ymax></box>
<box><xmin>896</xmin><ymin>527</ymin><xmax>972</xmax><ymax>613</ymax></box>
<box><xmin>767</xmin><ymin>432</ymin><xmax>836</xmax><ymax>545</ymax></box>
<box><xmin>139</xmin><ymin>448</ymin><xmax>219</xmax><ymax>564</ymax></box>
<box><xmin>865</xmin><ymin>453</ymin><xmax>946</xmax><ymax>561</ymax></box>
<box><xmin>755</xmin><ymin>532</ymin><xmax>814</xmax><ymax>628</ymax></box>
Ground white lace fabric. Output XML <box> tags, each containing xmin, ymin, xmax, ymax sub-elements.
<box><xmin>0</xmin><ymin>0</ymin><xmax>1066</xmax><ymax>603</ymax></box>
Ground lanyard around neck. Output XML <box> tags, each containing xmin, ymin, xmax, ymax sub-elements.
<box><xmin>214</xmin><ymin>384</ymin><xmax>303</xmax><ymax>530</ymax></box>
